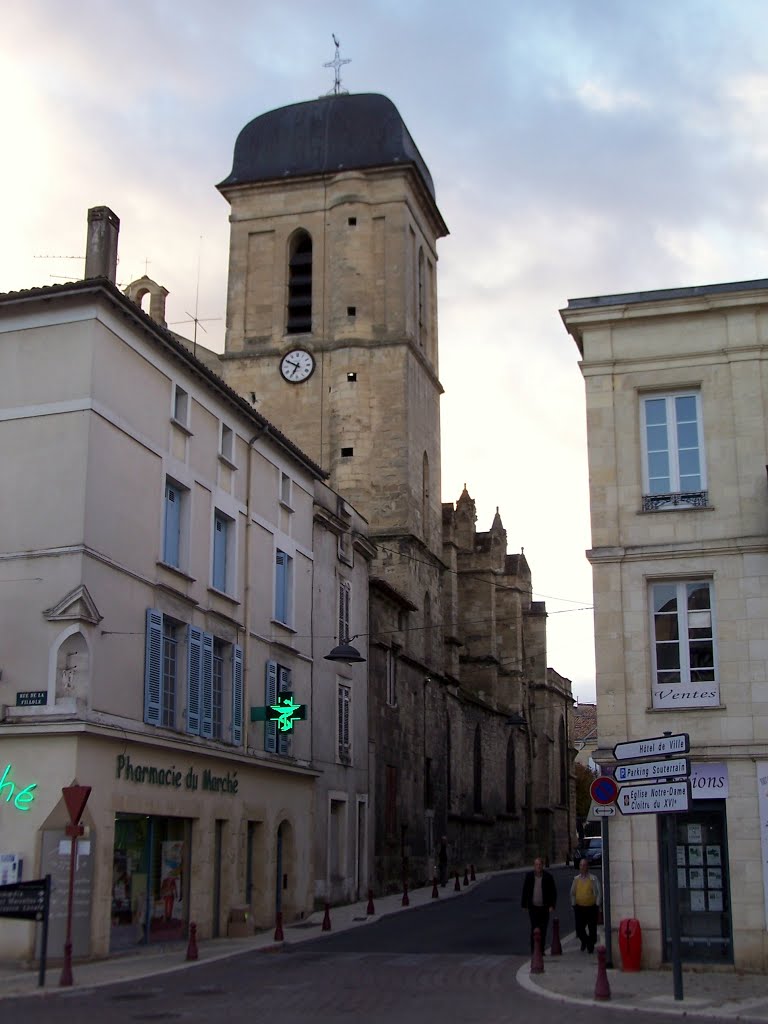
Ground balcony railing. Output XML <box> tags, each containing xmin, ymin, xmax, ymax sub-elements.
<box><xmin>641</xmin><ymin>491</ymin><xmax>709</xmax><ymax>512</ymax></box>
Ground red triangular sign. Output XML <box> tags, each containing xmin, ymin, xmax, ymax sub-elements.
<box><xmin>62</xmin><ymin>785</ymin><xmax>91</xmax><ymax>827</ymax></box>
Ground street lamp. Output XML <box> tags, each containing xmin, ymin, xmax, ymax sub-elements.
<box><xmin>324</xmin><ymin>635</ymin><xmax>366</xmax><ymax>665</ymax></box>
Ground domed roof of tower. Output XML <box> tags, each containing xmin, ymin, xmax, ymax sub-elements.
<box><xmin>218</xmin><ymin>93</ymin><xmax>436</xmax><ymax>200</ymax></box>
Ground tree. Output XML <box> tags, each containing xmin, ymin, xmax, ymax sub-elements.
<box><xmin>574</xmin><ymin>762</ymin><xmax>598</xmax><ymax>819</ymax></box>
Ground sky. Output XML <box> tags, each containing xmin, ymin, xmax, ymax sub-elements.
<box><xmin>4</xmin><ymin>1</ymin><xmax>768</xmax><ymax>703</ymax></box>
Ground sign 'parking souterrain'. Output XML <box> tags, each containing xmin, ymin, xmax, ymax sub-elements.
<box><xmin>618</xmin><ymin>780</ymin><xmax>690</xmax><ymax>815</ymax></box>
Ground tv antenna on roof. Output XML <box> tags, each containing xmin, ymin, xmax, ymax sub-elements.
<box><xmin>169</xmin><ymin>236</ymin><xmax>220</xmax><ymax>356</ymax></box>
<box><xmin>324</xmin><ymin>34</ymin><xmax>350</xmax><ymax>95</ymax></box>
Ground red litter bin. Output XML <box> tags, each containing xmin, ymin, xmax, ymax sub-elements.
<box><xmin>618</xmin><ymin>918</ymin><xmax>642</xmax><ymax>972</ymax></box>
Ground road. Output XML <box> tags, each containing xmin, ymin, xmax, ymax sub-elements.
<box><xmin>5</xmin><ymin>867</ymin><xmax>702</xmax><ymax>1024</ymax></box>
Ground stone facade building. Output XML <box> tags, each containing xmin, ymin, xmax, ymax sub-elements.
<box><xmin>210</xmin><ymin>93</ymin><xmax>575</xmax><ymax>888</ymax></box>
<box><xmin>562</xmin><ymin>278</ymin><xmax>768</xmax><ymax>970</ymax></box>
<box><xmin>0</xmin><ymin>209</ymin><xmax>372</xmax><ymax>959</ymax></box>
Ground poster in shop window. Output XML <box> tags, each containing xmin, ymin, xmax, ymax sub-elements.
<box><xmin>690</xmin><ymin>890</ymin><xmax>706</xmax><ymax>912</ymax></box>
<box><xmin>706</xmin><ymin>846</ymin><xmax>721</xmax><ymax>866</ymax></box>
<box><xmin>689</xmin><ymin>867</ymin><xmax>704</xmax><ymax>889</ymax></box>
<box><xmin>708</xmin><ymin>890</ymin><xmax>723</xmax><ymax>913</ymax></box>
<box><xmin>688</xmin><ymin>845</ymin><xmax>703</xmax><ymax>866</ymax></box>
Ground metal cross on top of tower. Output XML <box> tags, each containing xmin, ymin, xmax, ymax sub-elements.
<box><xmin>324</xmin><ymin>34</ymin><xmax>350</xmax><ymax>95</ymax></box>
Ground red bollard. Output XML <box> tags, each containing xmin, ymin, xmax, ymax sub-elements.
<box><xmin>594</xmin><ymin>945</ymin><xmax>611</xmax><ymax>1001</ymax></box>
<box><xmin>186</xmin><ymin>921</ymin><xmax>199</xmax><ymax>961</ymax></box>
<box><xmin>367</xmin><ymin>889</ymin><xmax>375</xmax><ymax>915</ymax></box>
<box><xmin>530</xmin><ymin>927</ymin><xmax>544</xmax><ymax>974</ymax></box>
<box><xmin>431</xmin><ymin>876</ymin><xmax>439</xmax><ymax>898</ymax></box>
<box><xmin>463</xmin><ymin>867</ymin><xmax>469</xmax><ymax>886</ymax></box>
<box><xmin>454</xmin><ymin>872</ymin><xmax>461</xmax><ymax>892</ymax></box>
<box><xmin>470</xmin><ymin>864</ymin><xmax>476</xmax><ymax>881</ymax></box>
<box><xmin>402</xmin><ymin>881</ymin><xmax>410</xmax><ymax>907</ymax></box>
<box><xmin>322</xmin><ymin>903</ymin><xmax>332</xmax><ymax>931</ymax></box>
<box><xmin>274</xmin><ymin>911</ymin><xmax>284</xmax><ymax>942</ymax></box>
<box><xmin>550</xmin><ymin>916</ymin><xmax>562</xmax><ymax>956</ymax></box>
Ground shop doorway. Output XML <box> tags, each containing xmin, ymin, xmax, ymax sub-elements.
<box><xmin>111</xmin><ymin>813</ymin><xmax>191</xmax><ymax>951</ymax></box>
<box><xmin>659</xmin><ymin>800</ymin><xmax>733</xmax><ymax>964</ymax></box>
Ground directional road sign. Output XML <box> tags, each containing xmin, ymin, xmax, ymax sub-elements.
<box><xmin>613</xmin><ymin>733</ymin><xmax>689</xmax><ymax>761</ymax></box>
<box><xmin>617</xmin><ymin>780</ymin><xmax>690</xmax><ymax>815</ymax></box>
<box><xmin>590</xmin><ymin>776</ymin><xmax>619</xmax><ymax>805</ymax></box>
<box><xmin>614</xmin><ymin>758</ymin><xmax>690</xmax><ymax>783</ymax></box>
<box><xmin>593</xmin><ymin>804</ymin><xmax>616</xmax><ymax>817</ymax></box>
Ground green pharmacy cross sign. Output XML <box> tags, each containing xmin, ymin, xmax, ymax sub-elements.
<box><xmin>250</xmin><ymin>694</ymin><xmax>307</xmax><ymax>732</ymax></box>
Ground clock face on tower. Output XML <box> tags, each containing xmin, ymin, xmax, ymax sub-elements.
<box><xmin>280</xmin><ymin>349</ymin><xmax>315</xmax><ymax>383</ymax></box>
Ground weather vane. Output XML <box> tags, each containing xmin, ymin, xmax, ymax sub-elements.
<box><xmin>324</xmin><ymin>34</ymin><xmax>350</xmax><ymax>95</ymax></box>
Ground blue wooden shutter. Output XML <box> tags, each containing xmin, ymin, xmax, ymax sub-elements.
<box><xmin>275</xmin><ymin>550</ymin><xmax>287</xmax><ymax>621</ymax></box>
<box><xmin>187</xmin><ymin>625</ymin><xmax>202</xmax><ymax>734</ymax></box>
<box><xmin>278</xmin><ymin>666</ymin><xmax>292</xmax><ymax>755</ymax></box>
<box><xmin>232</xmin><ymin>644</ymin><xmax>243</xmax><ymax>745</ymax></box>
<box><xmin>213</xmin><ymin>515</ymin><xmax>228</xmax><ymax>591</ymax></box>
<box><xmin>144</xmin><ymin>608</ymin><xmax>163</xmax><ymax>725</ymax></box>
<box><xmin>164</xmin><ymin>483</ymin><xmax>181</xmax><ymax>566</ymax></box>
<box><xmin>265</xmin><ymin>659</ymin><xmax>278</xmax><ymax>752</ymax></box>
<box><xmin>200</xmin><ymin>632</ymin><xmax>214</xmax><ymax>738</ymax></box>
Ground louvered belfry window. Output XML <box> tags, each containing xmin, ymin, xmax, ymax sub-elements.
<box><xmin>287</xmin><ymin>231</ymin><xmax>312</xmax><ymax>334</ymax></box>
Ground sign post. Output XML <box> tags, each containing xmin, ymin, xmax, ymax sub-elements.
<box><xmin>612</xmin><ymin>732</ymin><xmax>689</xmax><ymax>1001</ymax></box>
<box><xmin>59</xmin><ymin>785</ymin><xmax>91</xmax><ymax>987</ymax></box>
<box><xmin>0</xmin><ymin>876</ymin><xmax>51</xmax><ymax>986</ymax></box>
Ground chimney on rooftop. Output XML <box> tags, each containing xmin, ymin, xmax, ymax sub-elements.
<box><xmin>84</xmin><ymin>206</ymin><xmax>120</xmax><ymax>283</ymax></box>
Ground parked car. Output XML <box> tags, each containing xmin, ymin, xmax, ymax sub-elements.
<box><xmin>574</xmin><ymin>836</ymin><xmax>603</xmax><ymax>867</ymax></box>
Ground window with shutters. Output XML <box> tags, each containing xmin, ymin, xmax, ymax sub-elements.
<box><xmin>161</xmin><ymin>619</ymin><xmax>178</xmax><ymax>728</ymax></box>
<box><xmin>274</xmin><ymin>549</ymin><xmax>293</xmax><ymax>625</ymax></box>
<box><xmin>264</xmin><ymin>660</ymin><xmax>292</xmax><ymax>755</ymax></box>
<box><xmin>338</xmin><ymin>579</ymin><xmax>351</xmax><ymax>644</ymax></box>
<box><xmin>286</xmin><ymin>231</ymin><xmax>312</xmax><ymax>334</ymax></box>
<box><xmin>337</xmin><ymin>681</ymin><xmax>351</xmax><ymax>763</ymax></box>
<box><xmin>145</xmin><ymin>610</ymin><xmax>242</xmax><ymax>743</ymax></box>
<box><xmin>162</xmin><ymin>480</ymin><xmax>185</xmax><ymax>568</ymax></box>
<box><xmin>212</xmin><ymin>511</ymin><xmax>233</xmax><ymax>593</ymax></box>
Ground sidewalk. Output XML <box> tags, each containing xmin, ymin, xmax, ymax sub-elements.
<box><xmin>517</xmin><ymin>929</ymin><xmax>768</xmax><ymax>1021</ymax></box>
<box><xmin>0</xmin><ymin>874</ymin><xmax>480</xmax><ymax>999</ymax></box>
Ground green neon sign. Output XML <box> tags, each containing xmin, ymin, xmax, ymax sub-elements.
<box><xmin>250</xmin><ymin>693</ymin><xmax>307</xmax><ymax>732</ymax></box>
<box><xmin>0</xmin><ymin>764</ymin><xmax>37</xmax><ymax>812</ymax></box>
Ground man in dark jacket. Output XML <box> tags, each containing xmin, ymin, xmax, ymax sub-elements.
<box><xmin>521</xmin><ymin>856</ymin><xmax>557</xmax><ymax>952</ymax></box>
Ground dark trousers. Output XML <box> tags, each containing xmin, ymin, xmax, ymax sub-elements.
<box><xmin>528</xmin><ymin>906</ymin><xmax>550</xmax><ymax>952</ymax></box>
<box><xmin>574</xmin><ymin>904</ymin><xmax>598</xmax><ymax>952</ymax></box>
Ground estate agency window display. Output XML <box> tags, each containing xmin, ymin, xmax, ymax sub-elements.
<box><xmin>111</xmin><ymin>813</ymin><xmax>190</xmax><ymax>951</ymax></box>
<box><xmin>658</xmin><ymin>801</ymin><xmax>733</xmax><ymax>964</ymax></box>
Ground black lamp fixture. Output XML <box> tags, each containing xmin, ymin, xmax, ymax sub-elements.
<box><xmin>324</xmin><ymin>634</ymin><xmax>366</xmax><ymax>665</ymax></box>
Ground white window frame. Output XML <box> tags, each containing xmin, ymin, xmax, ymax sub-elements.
<box><xmin>649</xmin><ymin>579</ymin><xmax>719</xmax><ymax>710</ymax></box>
<box><xmin>640</xmin><ymin>391</ymin><xmax>706</xmax><ymax>508</ymax></box>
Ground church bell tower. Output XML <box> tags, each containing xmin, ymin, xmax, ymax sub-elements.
<box><xmin>217</xmin><ymin>92</ymin><xmax>449</xmax><ymax>612</ymax></box>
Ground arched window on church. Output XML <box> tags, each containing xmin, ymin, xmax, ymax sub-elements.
<box><xmin>559</xmin><ymin>717</ymin><xmax>568</xmax><ymax>806</ymax></box>
<box><xmin>287</xmin><ymin>231</ymin><xmax>312</xmax><ymax>334</ymax></box>
<box><xmin>417</xmin><ymin>247</ymin><xmax>425</xmax><ymax>347</ymax></box>
<box><xmin>473</xmin><ymin>725</ymin><xmax>482</xmax><ymax>812</ymax></box>
<box><xmin>506</xmin><ymin>734</ymin><xmax>516</xmax><ymax>813</ymax></box>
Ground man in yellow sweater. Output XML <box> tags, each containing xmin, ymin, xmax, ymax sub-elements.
<box><xmin>570</xmin><ymin>857</ymin><xmax>602</xmax><ymax>953</ymax></box>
